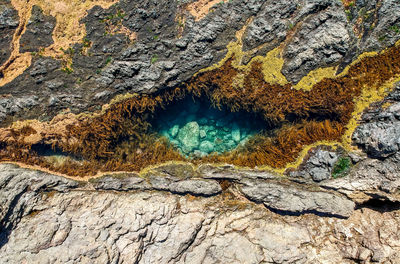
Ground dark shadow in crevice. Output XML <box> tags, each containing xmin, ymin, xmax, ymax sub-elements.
<box><xmin>355</xmin><ymin>196</ymin><xmax>400</xmax><ymax>213</ymax></box>
<box><xmin>31</xmin><ymin>143</ymin><xmax>83</xmax><ymax>161</ymax></box>
<box><xmin>0</xmin><ymin>186</ymin><xmax>28</xmax><ymax>249</ymax></box>
<box><xmin>264</xmin><ymin>205</ymin><xmax>349</xmax><ymax>219</ymax></box>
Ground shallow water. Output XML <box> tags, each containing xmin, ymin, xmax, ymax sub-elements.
<box><xmin>153</xmin><ymin>97</ymin><xmax>265</xmax><ymax>158</ymax></box>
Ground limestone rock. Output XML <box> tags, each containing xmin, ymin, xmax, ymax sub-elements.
<box><xmin>0</xmin><ymin>166</ymin><xmax>399</xmax><ymax>263</ymax></box>
<box><xmin>289</xmin><ymin>148</ymin><xmax>339</xmax><ymax>182</ymax></box>
<box><xmin>282</xmin><ymin>1</ymin><xmax>351</xmax><ymax>83</ymax></box>
<box><xmin>239</xmin><ymin>178</ymin><xmax>355</xmax><ymax>217</ymax></box>
<box><xmin>0</xmin><ymin>2</ymin><xmax>19</xmax><ymax>66</ymax></box>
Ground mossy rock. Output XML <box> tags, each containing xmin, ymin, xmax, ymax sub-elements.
<box><xmin>332</xmin><ymin>157</ymin><xmax>352</xmax><ymax>179</ymax></box>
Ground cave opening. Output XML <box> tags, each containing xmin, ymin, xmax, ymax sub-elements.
<box><xmin>150</xmin><ymin>95</ymin><xmax>268</xmax><ymax>158</ymax></box>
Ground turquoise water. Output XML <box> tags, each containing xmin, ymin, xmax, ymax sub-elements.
<box><xmin>153</xmin><ymin>97</ymin><xmax>264</xmax><ymax>158</ymax></box>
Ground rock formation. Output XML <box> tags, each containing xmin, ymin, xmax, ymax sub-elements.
<box><xmin>0</xmin><ymin>0</ymin><xmax>400</xmax><ymax>263</ymax></box>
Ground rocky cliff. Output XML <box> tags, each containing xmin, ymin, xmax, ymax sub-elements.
<box><xmin>0</xmin><ymin>0</ymin><xmax>400</xmax><ymax>263</ymax></box>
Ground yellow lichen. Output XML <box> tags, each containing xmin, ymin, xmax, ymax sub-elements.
<box><xmin>381</xmin><ymin>102</ymin><xmax>393</xmax><ymax>109</ymax></box>
<box><xmin>259</xmin><ymin>48</ymin><xmax>288</xmax><ymax>86</ymax></box>
<box><xmin>293</xmin><ymin>66</ymin><xmax>338</xmax><ymax>91</ymax></box>
<box><xmin>195</xmin><ymin>24</ymin><xmax>341</xmax><ymax>91</ymax></box>
<box><xmin>342</xmin><ymin>75</ymin><xmax>400</xmax><ymax>149</ymax></box>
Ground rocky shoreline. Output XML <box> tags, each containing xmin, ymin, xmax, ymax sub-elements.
<box><xmin>1</xmin><ymin>0</ymin><xmax>400</xmax><ymax>263</ymax></box>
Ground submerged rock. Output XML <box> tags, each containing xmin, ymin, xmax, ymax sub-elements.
<box><xmin>169</xmin><ymin>124</ymin><xmax>179</xmax><ymax>138</ymax></box>
<box><xmin>199</xmin><ymin>140</ymin><xmax>214</xmax><ymax>153</ymax></box>
<box><xmin>177</xmin><ymin>121</ymin><xmax>200</xmax><ymax>153</ymax></box>
<box><xmin>199</xmin><ymin>129</ymin><xmax>206</xmax><ymax>138</ymax></box>
<box><xmin>155</xmin><ymin>98</ymin><xmax>263</xmax><ymax>157</ymax></box>
<box><xmin>231</xmin><ymin>123</ymin><xmax>241</xmax><ymax>142</ymax></box>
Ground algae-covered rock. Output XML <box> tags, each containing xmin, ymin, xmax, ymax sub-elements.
<box><xmin>232</xmin><ymin>123</ymin><xmax>241</xmax><ymax>142</ymax></box>
<box><xmin>199</xmin><ymin>129</ymin><xmax>206</xmax><ymax>138</ymax></box>
<box><xmin>177</xmin><ymin>121</ymin><xmax>200</xmax><ymax>153</ymax></box>
<box><xmin>169</xmin><ymin>124</ymin><xmax>179</xmax><ymax>138</ymax></box>
<box><xmin>199</xmin><ymin>140</ymin><xmax>214</xmax><ymax>153</ymax></box>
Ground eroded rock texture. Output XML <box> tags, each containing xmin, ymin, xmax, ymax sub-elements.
<box><xmin>0</xmin><ymin>0</ymin><xmax>399</xmax><ymax>125</ymax></box>
<box><xmin>0</xmin><ymin>164</ymin><xmax>399</xmax><ymax>263</ymax></box>
<box><xmin>19</xmin><ymin>5</ymin><xmax>56</xmax><ymax>53</ymax></box>
<box><xmin>0</xmin><ymin>0</ymin><xmax>19</xmax><ymax>66</ymax></box>
<box><xmin>1</xmin><ymin>0</ymin><xmax>400</xmax><ymax>263</ymax></box>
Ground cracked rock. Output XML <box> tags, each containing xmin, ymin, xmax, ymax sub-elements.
<box><xmin>239</xmin><ymin>178</ymin><xmax>355</xmax><ymax>217</ymax></box>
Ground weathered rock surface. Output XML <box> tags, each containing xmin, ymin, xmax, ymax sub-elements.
<box><xmin>0</xmin><ymin>163</ymin><xmax>399</xmax><ymax>263</ymax></box>
<box><xmin>0</xmin><ymin>164</ymin><xmax>78</xmax><ymax>244</ymax></box>
<box><xmin>19</xmin><ymin>5</ymin><xmax>56</xmax><ymax>53</ymax></box>
<box><xmin>282</xmin><ymin>0</ymin><xmax>352</xmax><ymax>83</ymax></box>
<box><xmin>1</xmin><ymin>0</ymin><xmax>400</xmax><ymax>262</ymax></box>
<box><xmin>353</xmin><ymin>101</ymin><xmax>400</xmax><ymax>158</ymax></box>
<box><xmin>0</xmin><ymin>0</ymin><xmax>265</xmax><ymax>123</ymax></box>
<box><xmin>0</xmin><ymin>1</ymin><xmax>19</xmax><ymax>66</ymax></box>
<box><xmin>358</xmin><ymin>0</ymin><xmax>400</xmax><ymax>52</ymax></box>
<box><xmin>0</xmin><ymin>95</ymin><xmax>39</xmax><ymax>123</ymax></box>
<box><xmin>2</xmin><ymin>0</ymin><xmax>399</xmax><ymax>125</ymax></box>
<box><xmin>92</xmin><ymin>173</ymin><xmax>222</xmax><ymax>197</ymax></box>
<box><xmin>240</xmin><ymin>178</ymin><xmax>355</xmax><ymax>217</ymax></box>
<box><xmin>289</xmin><ymin>148</ymin><xmax>339</xmax><ymax>182</ymax></box>
<box><xmin>320</xmin><ymin>152</ymin><xmax>400</xmax><ymax>203</ymax></box>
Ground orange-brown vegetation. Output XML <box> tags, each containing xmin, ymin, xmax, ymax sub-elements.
<box><xmin>1</xmin><ymin>42</ymin><xmax>400</xmax><ymax>177</ymax></box>
<box><xmin>341</xmin><ymin>0</ymin><xmax>356</xmax><ymax>9</ymax></box>
<box><xmin>200</xmin><ymin>120</ymin><xmax>343</xmax><ymax>168</ymax></box>
<box><xmin>185</xmin><ymin>0</ymin><xmax>229</xmax><ymax>21</ymax></box>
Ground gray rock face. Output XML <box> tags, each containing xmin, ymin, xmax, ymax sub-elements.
<box><xmin>19</xmin><ymin>5</ymin><xmax>56</xmax><ymax>53</ymax></box>
<box><xmin>0</xmin><ymin>0</ymin><xmax>265</xmax><ymax>123</ymax></box>
<box><xmin>3</xmin><ymin>0</ymin><xmax>399</xmax><ymax>125</ymax></box>
<box><xmin>0</xmin><ymin>164</ymin><xmax>399</xmax><ymax>263</ymax></box>
<box><xmin>243</xmin><ymin>0</ymin><xmax>353</xmax><ymax>83</ymax></box>
<box><xmin>282</xmin><ymin>1</ymin><xmax>351</xmax><ymax>83</ymax></box>
<box><xmin>243</xmin><ymin>0</ymin><xmax>299</xmax><ymax>51</ymax></box>
<box><xmin>0</xmin><ymin>164</ymin><xmax>78</xmax><ymax>243</ymax></box>
<box><xmin>320</xmin><ymin>152</ymin><xmax>400</xmax><ymax>203</ymax></box>
<box><xmin>97</xmin><ymin>0</ymin><xmax>263</xmax><ymax>94</ymax></box>
<box><xmin>91</xmin><ymin>165</ymin><xmax>222</xmax><ymax>197</ymax></box>
<box><xmin>0</xmin><ymin>2</ymin><xmax>19</xmax><ymax>66</ymax></box>
<box><xmin>289</xmin><ymin>148</ymin><xmax>339</xmax><ymax>182</ymax></box>
<box><xmin>359</xmin><ymin>0</ymin><xmax>400</xmax><ymax>52</ymax></box>
<box><xmin>240</xmin><ymin>178</ymin><xmax>355</xmax><ymax>217</ymax></box>
<box><xmin>353</xmin><ymin>83</ymin><xmax>400</xmax><ymax>158</ymax></box>
<box><xmin>353</xmin><ymin>102</ymin><xmax>400</xmax><ymax>158</ymax></box>
<box><xmin>0</xmin><ymin>95</ymin><xmax>39</xmax><ymax>123</ymax></box>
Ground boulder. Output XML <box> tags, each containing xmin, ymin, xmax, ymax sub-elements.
<box><xmin>177</xmin><ymin>121</ymin><xmax>200</xmax><ymax>153</ymax></box>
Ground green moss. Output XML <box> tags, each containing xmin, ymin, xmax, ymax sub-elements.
<box><xmin>61</xmin><ymin>67</ymin><xmax>73</xmax><ymax>74</ymax></box>
<box><xmin>151</xmin><ymin>54</ymin><xmax>158</xmax><ymax>64</ymax></box>
<box><xmin>105</xmin><ymin>56</ymin><xmax>112</xmax><ymax>65</ymax></box>
<box><xmin>345</xmin><ymin>9</ymin><xmax>353</xmax><ymax>21</ymax></box>
<box><xmin>332</xmin><ymin>157</ymin><xmax>351</xmax><ymax>178</ymax></box>
<box><xmin>82</xmin><ymin>37</ymin><xmax>91</xmax><ymax>47</ymax></box>
<box><xmin>390</xmin><ymin>25</ymin><xmax>400</xmax><ymax>34</ymax></box>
